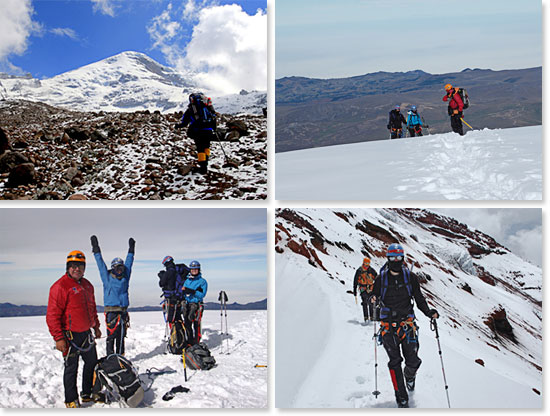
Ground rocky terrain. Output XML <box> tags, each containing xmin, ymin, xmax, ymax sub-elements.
<box><xmin>0</xmin><ymin>100</ymin><xmax>267</xmax><ymax>200</ymax></box>
<box><xmin>276</xmin><ymin>67</ymin><xmax>541</xmax><ymax>152</ymax></box>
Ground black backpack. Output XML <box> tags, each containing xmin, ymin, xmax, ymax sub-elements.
<box><xmin>92</xmin><ymin>354</ymin><xmax>144</xmax><ymax>408</ymax></box>
<box><xmin>184</xmin><ymin>343</ymin><xmax>216</xmax><ymax>370</ymax></box>
<box><xmin>189</xmin><ymin>93</ymin><xmax>215</xmax><ymax>128</ymax></box>
<box><xmin>168</xmin><ymin>320</ymin><xmax>189</xmax><ymax>355</ymax></box>
<box><xmin>457</xmin><ymin>88</ymin><xmax>470</xmax><ymax>109</ymax></box>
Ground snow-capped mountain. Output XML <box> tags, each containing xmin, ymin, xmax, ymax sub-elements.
<box><xmin>276</xmin><ymin>126</ymin><xmax>542</xmax><ymax>200</ymax></box>
<box><xmin>0</xmin><ymin>51</ymin><xmax>266</xmax><ymax>114</ymax></box>
<box><xmin>275</xmin><ymin>208</ymin><xmax>542</xmax><ymax>408</ymax></box>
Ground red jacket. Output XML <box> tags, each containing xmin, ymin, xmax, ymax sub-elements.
<box><xmin>443</xmin><ymin>88</ymin><xmax>464</xmax><ymax>112</ymax></box>
<box><xmin>46</xmin><ymin>274</ymin><xmax>100</xmax><ymax>341</ymax></box>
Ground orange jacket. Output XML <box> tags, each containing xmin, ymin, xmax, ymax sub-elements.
<box><xmin>46</xmin><ymin>274</ymin><xmax>100</xmax><ymax>341</ymax></box>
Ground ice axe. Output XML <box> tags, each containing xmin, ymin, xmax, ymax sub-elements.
<box><xmin>460</xmin><ymin>117</ymin><xmax>473</xmax><ymax>130</ymax></box>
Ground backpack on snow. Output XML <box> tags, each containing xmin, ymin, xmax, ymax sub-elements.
<box><xmin>189</xmin><ymin>93</ymin><xmax>215</xmax><ymax>128</ymax></box>
<box><xmin>456</xmin><ymin>88</ymin><xmax>470</xmax><ymax>110</ymax></box>
<box><xmin>184</xmin><ymin>343</ymin><xmax>216</xmax><ymax>370</ymax></box>
<box><xmin>92</xmin><ymin>354</ymin><xmax>144</xmax><ymax>408</ymax></box>
<box><xmin>168</xmin><ymin>320</ymin><xmax>189</xmax><ymax>355</ymax></box>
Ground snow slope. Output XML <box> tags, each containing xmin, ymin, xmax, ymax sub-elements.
<box><xmin>0</xmin><ymin>51</ymin><xmax>266</xmax><ymax>115</ymax></box>
<box><xmin>275</xmin><ymin>126</ymin><xmax>542</xmax><ymax>200</ymax></box>
<box><xmin>0</xmin><ymin>310</ymin><xmax>267</xmax><ymax>408</ymax></box>
<box><xmin>275</xmin><ymin>208</ymin><xmax>542</xmax><ymax>408</ymax></box>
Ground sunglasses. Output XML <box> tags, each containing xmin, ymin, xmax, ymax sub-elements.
<box><xmin>388</xmin><ymin>256</ymin><xmax>404</xmax><ymax>262</ymax></box>
<box><xmin>68</xmin><ymin>262</ymin><xmax>85</xmax><ymax>270</ymax></box>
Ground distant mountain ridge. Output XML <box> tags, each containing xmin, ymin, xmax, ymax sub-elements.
<box><xmin>0</xmin><ymin>51</ymin><xmax>266</xmax><ymax>115</ymax></box>
<box><xmin>276</xmin><ymin>67</ymin><xmax>541</xmax><ymax>152</ymax></box>
<box><xmin>0</xmin><ymin>298</ymin><xmax>267</xmax><ymax>318</ymax></box>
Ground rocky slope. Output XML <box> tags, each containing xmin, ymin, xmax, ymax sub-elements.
<box><xmin>0</xmin><ymin>100</ymin><xmax>267</xmax><ymax>200</ymax></box>
<box><xmin>276</xmin><ymin>67</ymin><xmax>541</xmax><ymax>152</ymax></box>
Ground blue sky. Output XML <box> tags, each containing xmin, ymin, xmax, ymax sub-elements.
<box><xmin>0</xmin><ymin>0</ymin><xmax>266</xmax><ymax>92</ymax></box>
<box><xmin>0</xmin><ymin>208</ymin><xmax>267</xmax><ymax>306</ymax></box>
<box><xmin>276</xmin><ymin>0</ymin><xmax>542</xmax><ymax>79</ymax></box>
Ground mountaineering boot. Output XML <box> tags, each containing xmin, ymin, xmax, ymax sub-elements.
<box><xmin>81</xmin><ymin>391</ymin><xmax>106</xmax><ymax>404</ymax></box>
<box><xmin>404</xmin><ymin>367</ymin><xmax>416</xmax><ymax>391</ymax></box>
<box><xmin>65</xmin><ymin>400</ymin><xmax>81</xmax><ymax>408</ymax></box>
<box><xmin>397</xmin><ymin>398</ymin><xmax>409</xmax><ymax>408</ymax></box>
<box><xmin>80</xmin><ymin>392</ymin><xmax>94</xmax><ymax>403</ymax></box>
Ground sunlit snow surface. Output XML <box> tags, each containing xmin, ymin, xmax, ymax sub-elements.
<box><xmin>276</xmin><ymin>126</ymin><xmax>542</xmax><ymax>200</ymax></box>
<box><xmin>0</xmin><ymin>310</ymin><xmax>267</xmax><ymax>408</ymax></box>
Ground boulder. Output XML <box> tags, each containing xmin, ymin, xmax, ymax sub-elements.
<box><xmin>7</xmin><ymin>163</ymin><xmax>36</xmax><ymax>187</ymax></box>
<box><xmin>64</xmin><ymin>127</ymin><xmax>89</xmax><ymax>141</ymax></box>
<box><xmin>0</xmin><ymin>151</ymin><xmax>29</xmax><ymax>173</ymax></box>
<box><xmin>0</xmin><ymin>128</ymin><xmax>10</xmax><ymax>154</ymax></box>
<box><xmin>226</xmin><ymin>119</ymin><xmax>249</xmax><ymax>136</ymax></box>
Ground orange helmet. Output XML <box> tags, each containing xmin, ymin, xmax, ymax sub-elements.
<box><xmin>67</xmin><ymin>250</ymin><xmax>86</xmax><ymax>264</ymax></box>
<box><xmin>362</xmin><ymin>257</ymin><xmax>371</xmax><ymax>269</ymax></box>
<box><xmin>444</xmin><ymin>83</ymin><xmax>453</xmax><ymax>91</ymax></box>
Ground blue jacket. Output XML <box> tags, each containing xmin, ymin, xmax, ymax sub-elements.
<box><xmin>183</xmin><ymin>272</ymin><xmax>208</xmax><ymax>304</ymax></box>
<box><xmin>94</xmin><ymin>252</ymin><xmax>133</xmax><ymax>307</ymax></box>
<box><xmin>407</xmin><ymin>112</ymin><xmax>422</xmax><ymax>126</ymax></box>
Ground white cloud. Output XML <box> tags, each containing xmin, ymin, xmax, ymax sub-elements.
<box><xmin>148</xmin><ymin>3</ymin><xmax>267</xmax><ymax>95</ymax></box>
<box><xmin>51</xmin><ymin>27</ymin><xmax>79</xmax><ymax>41</ymax></box>
<box><xmin>91</xmin><ymin>0</ymin><xmax>116</xmax><ymax>17</ymax></box>
<box><xmin>0</xmin><ymin>0</ymin><xmax>41</xmax><ymax>73</ymax></box>
<box><xmin>506</xmin><ymin>226</ymin><xmax>542</xmax><ymax>267</ymax></box>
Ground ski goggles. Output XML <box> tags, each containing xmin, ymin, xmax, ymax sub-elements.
<box><xmin>387</xmin><ymin>256</ymin><xmax>404</xmax><ymax>262</ymax></box>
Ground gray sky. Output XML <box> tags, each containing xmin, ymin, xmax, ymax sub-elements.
<box><xmin>0</xmin><ymin>208</ymin><xmax>266</xmax><ymax>306</ymax></box>
<box><xmin>432</xmin><ymin>208</ymin><xmax>542</xmax><ymax>267</ymax></box>
<box><xmin>276</xmin><ymin>0</ymin><xmax>541</xmax><ymax>79</ymax></box>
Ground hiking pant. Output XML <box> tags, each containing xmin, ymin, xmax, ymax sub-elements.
<box><xmin>165</xmin><ymin>298</ymin><xmax>183</xmax><ymax>325</ymax></box>
<box><xmin>359</xmin><ymin>290</ymin><xmax>374</xmax><ymax>320</ymax></box>
<box><xmin>390</xmin><ymin>128</ymin><xmax>403</xmax><ymax>139</ymax></box>
<box><xmin>381</xmin><ymin>323</ymin><xmax>421</xmax><ymax>403</ymax></box>
<box><xmin>408</xmin><ymin>126</ymin><xmax>423</xmax><ymax>137</ymax></box>
<box><xmin>63</xmin><ymin>330</ymin><xmax>98</xmax><ymax>403</ymax></box>
<box><xmin>192</xmin><ymin>131</ymin><xmax>215</xmax><ymax>174</ymax></box>
<box><xmin>450</xmin><ymin>114</ymin><xmax>464</xmax><ymax>135</ymax></box>
<box><xmin>183</xmin><ymin>302</ymin><xmax>204</xmax><ymax>345</ymax></box>
<box><xmin>105</xmin><ymin>311</ymin><xmax>129</xmax><ymax>356</ymax></box>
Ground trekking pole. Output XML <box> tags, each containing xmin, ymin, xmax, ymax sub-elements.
<box><xmin>219</xmin><ymin>291</ymin><xmax>224</xmax><ymax>354</ymax></box>
<box><xmin>460</xmin><ymin>118</ymin><xmax>473</xmax><ymax>130</ymax></box>
<box><xmin>431</xmin><ymin>318</ymin><xmax>451</xmax><ymax>408</ymax></box>
<box><xmin>216</xmin><ymin>133</ymin><xmax>230</xmax><ymax>164</ymax></box>
<box><xmin>223</xmin><ymin>292</ymin><xmax>229</xmax><ymax>352</ymax></box>
<box><xmin>372</xmin><ymin>317</ymin><xmax>381</xmax><ymax>398</ymax></box>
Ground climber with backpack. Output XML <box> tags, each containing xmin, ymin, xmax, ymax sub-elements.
<box><xmin>175</xmin><ymin>92</ymin><xmax>218</xmax><ymax>175</ymax></box>
<box><xmin>387</xmin><ymin>105</ymin><xmax>408</xmax><ymax>139</ymax></box>
<box><xmin>443</xmin><ymin>84</ymin><xmax>468</xmax><ymax>136</ymax></box>
<box><xmin>370</xmin><ymin>243</ymin><xmax>439</xmax><ymax>408</ymax></box>
<box><xmin>91</xmin><ymin>235</ymin><xmax>135</xmax><ymax>356</ymax></box>
<box><xmin>406</xmin><ymin>106</ymin><xmax>424</xmax><ymax>137</ymax></box>
<box><xmin>158</xmin><ymin>256</ymin><xmax>189</xmax><ymax>325</ymax></box>
<box><xmin>353</xmin><ymin>257</ymin><xmax>378</xmax><ymax>323</ymax></box>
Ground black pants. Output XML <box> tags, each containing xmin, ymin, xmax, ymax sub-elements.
<box><xmin>105</xmin><ymin>311</ymin><xmax>129</xmax><ymax>356</ymax></box>
<box><xmin>63</xmin><ymin>331</ymin><xmax>98</xmax><ymax>403</ymax></box>
<box><xmin>381</xmin><ymin>324</ymin><xmax>421</xmax><ymax>402</ymax></box>
<box><xmin>408</xmin><ymin>126</ymin><xmax>423</xmax><ymax>137</ymax></box>
<box><xmin>359</xmin><ymin>291</ymin><xmax>374</xmax><ymax>320</ymax></box>
<box><xmin>183</xmin><ymin>302</ymin><xmax>204</xmax><ymax>345</ymax></box>
<box><xmin>390</xmin><ymin>128</ymin><xmax>403</xmax><ymax>139</ymax></box>
<box><xmin>192</xmin><ymin>131</ymin><xmax>215</xmax><ymax>173</ymax></box>
<box><xmin>450</xmin><ymin>115</ymin><xmax>464</xmax><ymax>135</ymax></box>
<box><xmin>165</xmin><ymin>298</ymin><xmax>183</xmax><ymax>324</ymax></box>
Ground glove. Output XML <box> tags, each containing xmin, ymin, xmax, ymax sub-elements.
<box><xmin>128</xmin><ymin>237</ymin><xmax>135</xmax><ymax>254</ymax></box>
<box><xmin>90</xmin><ymin>235</ymin><xmax>100</xmax><ymax>253</ymax></box>
<box><xmin>353</xmin><ymin>291</ymin><xmax>357</xmax><ymax>297</ymax></box>
<box><xmin>55</xmin><ymin>339</ymin><xmax>68</xmax><ymax>355</ymax></box>
<box><xmin>94</xmin><ymin>326</ymin><xmax>102</xmax><ymax>339</ymax></box>
<box><xmin>174</xmin><ymin>123</ymin><xmax>185</xmax><ymax>129</ymax></box>
<box><xmin>387</xmin><ymin>124</ymin><xmax>391</xmax><ymax>130</ymax></box>
<box><xmin>183</xmin><ymin>287</ymin><xmax>196</xmax><ymax>296</ymax></box>
<box><xmin>429</xmin><ymin>309</ymin><xmax>439</xmax><ymax>319</ymax></box>
<box><xmin>196</xmin><ymin>287</ymin><xmax>203</xmax><ymax>293</ymax></box>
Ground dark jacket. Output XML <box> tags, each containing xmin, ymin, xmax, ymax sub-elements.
<box><xmin>388</xmin><ymin>110</ymin><xmax>407</xmax><ymax>129</ymax></box>
<box><xmin>179</xmin><ymin>102</ymin><xmax>217</xmax><ymax>138</ymax></box>
<box><xmin>372</xmin><ymin>264</ymin><xmax>431</xmax><ymax>321</ymax></box>
<box><xmin>353</xmin><ymin>266</ymin><xmax>378</xmax><ymax>295</ymax></box>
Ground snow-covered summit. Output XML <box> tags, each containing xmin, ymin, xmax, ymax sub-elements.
<box><xmin>275</xmin><ymin>208</ymin><xmax>542</xmax><ymax>408</ymax></box>
<box><xmin>0</xmin><ymin>52</ymin><xmax>266</xmax><ymax>114</ymax></box>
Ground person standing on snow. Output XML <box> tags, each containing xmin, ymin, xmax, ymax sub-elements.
<box><xmin>175</xmin><ymin>92</ymin><xmax>218</xmax><ymax>175</ymax></box>
<box><xmin>46</xmin><ymin>250</ymin><xmax>102</xmax><ymax>408</ymax></box>
<box><xmin>158</xmin><ymin>255</ymin><xmax>189</xmax><ymax>326</ymax></box>
<box><xmin>387</xmin><ymin>105</ymin><xmax>408</xmax><ymax>139</ymax></box>
<box><xmin>406</xmin><ymin>106</ymin><xmax>424</xmax><ymax>137</ymax></box>
<box><xmin>370</xmin><ymin>243</ymin><xmax>439</xmax><ymax>408</ymax></box>
<box><xmin>182</xmin><ymin>260</ymin><xmax>208</xmax><ymax>346</ymax></box>
<box><xmin>443</xmin><ymin>84</ymin><xmax>464</xmax><ymax>135</ymax></box>
<box><xmin>353</xmin><ymin>257</ymin><xmax>378</xmax><ymax>323</ymax></box>
<box><xmin>90</xmin><ymin>235</ymin><xmax>135</xmax><ymax>356</ymax></box>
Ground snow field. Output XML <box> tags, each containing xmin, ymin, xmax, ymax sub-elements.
<box><xmin>276</xmin><ymin>126</ymin><xmax>542</xmax><ymax>200</ymax></box>
<box><xmin>0</xmin><ymin>310</ymin><xmax>267</xmax><ymax>408</ymax></box>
